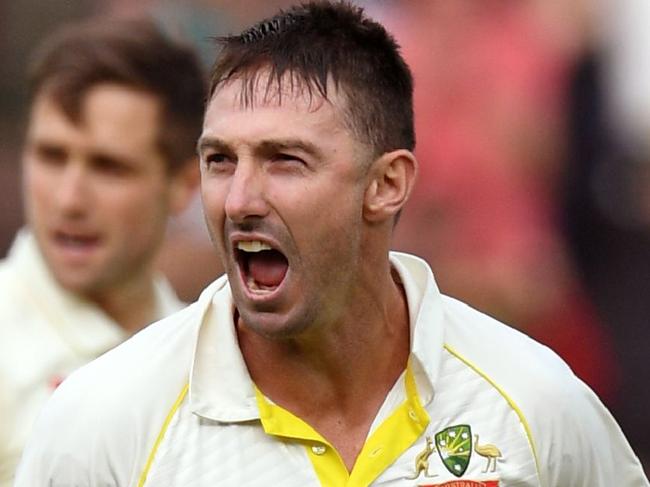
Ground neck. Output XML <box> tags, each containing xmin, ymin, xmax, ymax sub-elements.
<box><xmin>237</xmin><ymin>255</ymin><xmax>410</xmax><ymax>468</ymax></box>
<box><xmin>241</xmin><ymin>261</ymin><xmax>409</xmax><ymax>382</ymax></box>
<box><xmin>87</xmin><ymin>273</ymin><xmax>159</xmax><ymax>334</ymax></box>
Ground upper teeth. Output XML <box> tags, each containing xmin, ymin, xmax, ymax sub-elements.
<box><xmin>237</xmin><ymin>240</ymin><xmax>272</xmax><ymax>252</ymax></box>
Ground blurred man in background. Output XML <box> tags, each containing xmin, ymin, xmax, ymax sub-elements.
<box><xmin>0</xmin><ymin>17</ymin><xmax>205</xmax><ymax>485</ymax></box>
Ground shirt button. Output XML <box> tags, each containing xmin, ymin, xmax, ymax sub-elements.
<box><xmin>408</xmin><ymin>409</ymin><xmax>419</xmax><ymax>422</ymax></box>
<box><xmin>311</xmin><ymin>444</ymin><xmax>327</xmax><ymax>455</ymax></box>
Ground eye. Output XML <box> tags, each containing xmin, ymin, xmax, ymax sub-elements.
<box><xmin>91</xmin><ymin>155</ymin><xmax>133</xmax><ymax>176</ymax></box>
<box><xmin>205</xmin><ymin>153</ymin><xmax>228</xmax><ymax>164</ymax></box>
<box><xmin>273</xmin><ymin>153</ymin><xmax>305</xmax><ymax>165</ymax></box>
<box><xmin>202</xmin><ymin>152</ymin><xmax>235</xmax><ymax>173</ymax></box>
<box><xmin>33</xmin><ymin>143</ymin><xmax>67</xmax><ymax>167</ymax></box>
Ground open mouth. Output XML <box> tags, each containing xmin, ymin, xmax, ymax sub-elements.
<box><xmin>53</xmin><ymin>231</ymin><xmax>101</xmax><ymax>254</ymax></box>
<box><xmin>235</xmin><ymin>240</ymin><xmax>289</xmax><ymax>293</ymax></box>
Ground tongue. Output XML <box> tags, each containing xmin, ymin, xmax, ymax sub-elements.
<box><xmin>248</xmin><ymin>251</ymin><xmax>288</xmax><ymax>287</ymax></box>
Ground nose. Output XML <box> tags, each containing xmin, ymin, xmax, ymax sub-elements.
<box><xmin>224</xmin><ymin>162</ymin><xmax>270</xmax><ymax>223</ymax></box>
<box><xmin>54</xmin><ymin>163</ymin><xmax>91</xmax><ymax>216</ymax></box>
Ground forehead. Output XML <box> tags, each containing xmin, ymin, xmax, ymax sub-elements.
<box><xmin>29</xmin><ymin>85</ymin><xmax>164</xmax><ymax>153</ymax></box>
<box><xmin>203</xmin><ymin>74</ymin><xmax>353</xmax><ymax>140</ymax></box>
<box><xmin>214</xmin><ymin>66</ymin><xmax>340</xmax><ymax>105</ymax></box>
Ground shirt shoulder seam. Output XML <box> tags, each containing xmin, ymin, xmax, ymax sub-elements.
<box><xmin>137</xmin><ymin>382</ymin><xmax>189</xmax><ymax>486</ymax></box>
<box><xmin>443</xmin><ymin>342</ymin><xmax>542</xmax><ymax>483</ymax></box>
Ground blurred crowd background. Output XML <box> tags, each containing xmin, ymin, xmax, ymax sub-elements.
<box><xmin>1</xmin><ymin>0</ymin><xmax>649</xmax><ymax>471</ymax></box>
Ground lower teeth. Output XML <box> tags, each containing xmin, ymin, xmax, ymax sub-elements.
<box><xmin>247</xmin><ymin>276</ymin><xmax>277</xmax><ymax>292</ymax></box>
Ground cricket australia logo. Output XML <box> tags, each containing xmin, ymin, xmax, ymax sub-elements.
<box><xmin>407</xmin><ymin>436</ymin><xmax>437</xmax><ymax>479</ymax></box>
<box><xmin>435</xmin><ymin>425</ymin><xmax>472</xmax><ymax>477</ymax></box>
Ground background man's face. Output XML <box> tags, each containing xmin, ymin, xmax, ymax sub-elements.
<box><xmin>199</xmin><ymin>77</ymin><xmax>372</xmax><ymax>338</ymax></box>
<box><xmin>23</xmin><ymin>83</ymin><xmax>176</xmax><ymax>298</ymax></box>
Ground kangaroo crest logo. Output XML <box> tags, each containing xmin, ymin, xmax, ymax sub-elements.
<box><xmin>407</xmin><ymin>436</ymin><xmax>437</xmax><ymax>480</ymax></box>
<box><xmin>434</xmin><ymin>425</ymin><xmax>472</xmax><ymax>477</ymax></box>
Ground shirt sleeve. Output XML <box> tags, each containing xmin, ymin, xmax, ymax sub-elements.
<box><xmin>537</xmin><ymin>376</ymin><xmax>649</xmax><ymax>486</ymax></box>
<box><xmin>13</xmin><ymin>372</ymin><xmax>137</xmax><ymax>487</ymax></box>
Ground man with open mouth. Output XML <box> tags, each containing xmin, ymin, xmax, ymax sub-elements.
<box><xmin>15</xmin><ymin>2</ymin><xmax>649</xmax><ymax>486</ymax></box>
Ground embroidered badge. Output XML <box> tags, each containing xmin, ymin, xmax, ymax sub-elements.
<box><xmin>419</xmin><ymin>481</ymin><xmax>499</xmax><ymax>487</ymax></box>
<box><xmin>473</xmin><ymin>434</ymin><xmax>502</xmax><ymax>473</ymax></box>
<box><xmin>407</xmin><ymin>436</ymin><xmax>438</xmax><ymax>479</ymax></box>
<box><xmin>434</xmin><ymin>425</ymin><xmax>472</xmax><ymax>477</ymax></box>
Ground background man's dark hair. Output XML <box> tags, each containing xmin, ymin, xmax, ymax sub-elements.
<box><xmin>28</xmin><ymin>18</ymin><xmax>206</xmax><ymax>173</ymax></box>
<box><xmin>210</xmin><ymin>0</ymin><xmax>414</xmax><ymax>158</ymax></box>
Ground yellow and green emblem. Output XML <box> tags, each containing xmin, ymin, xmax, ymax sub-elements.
<box><xmin>434</xmin><ymin>425</ymin><xmax>472</xmax><ymax>477</ymax></box>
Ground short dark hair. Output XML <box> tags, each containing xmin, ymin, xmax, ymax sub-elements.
<box><xmin>209</xmin><ymin>0</ymin><xmax>414</xmax><ymax>157</ymax></box>
<box><xmin>28</xmin><ymin>18</ymin><xmax>206</xmax><ymax>173</ymax></box>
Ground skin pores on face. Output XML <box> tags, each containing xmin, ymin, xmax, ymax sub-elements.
<box><xmin>199</xmin><ymin>78</ymin><xmax>374</xmax><ymax>340</ymax></box>
<box><xmin>23</xmin><ymin>84</ymin><xmax>177</xmax><ymax>300</ymax></box>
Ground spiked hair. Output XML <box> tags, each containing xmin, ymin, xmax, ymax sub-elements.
<box><xmin>209</xmin><ymin>1</ymin><xmax>414</xmax><ymax>157</ymax></box>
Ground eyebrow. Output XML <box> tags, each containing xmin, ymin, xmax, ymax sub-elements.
<box><xmin>196</xmin><ymin>136</ymin><xmax>228</xmax><ymax>155</ymax></box>
<box><xmin>197</xmin><ymin>136</ymin><xmax>323</xmax><ymax>160</ymax></box>
<box><xmin>29</xmin><ymin>137</ymin><xmax>140</xmax><ymax>169</ymax></box>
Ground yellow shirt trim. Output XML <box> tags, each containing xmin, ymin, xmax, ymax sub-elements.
<box><xmin>443</xmin><ymin>343</ymin><xmax>541</xmax><ymax>477</ymax></box>
<box><xmin>137</xmin><ymin>383</ymin><xmax>189</xmax><ymax>487</ymax></box>
<box><xmin>254</xmin><ymin>361</ymin><xmax>430</xmax><ymax>486</ymax></box>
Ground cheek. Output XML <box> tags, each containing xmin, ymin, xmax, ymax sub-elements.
<box><xmin>105</xmin><ymin>184</ymin><xmax>169</xmax><ymax>230</ymax></box>
<box><xmin>301</xmin><ymin>189</ymin><xmax>361</xmax><ymax>229</ymax></box>
<box><xmin>23</xmin><ymin>169</ymin><xmax>54</xmax><ymax>221</ymax></box>
<box><xmin>312</xmin><ymin>197</ymin><xmax>364</xmax><ymax>258</ymax></box>
<box><xmin>293</xmin><ymin>201</ymin><xmax>361</xmax><ymax>267</ymax></box>
<box><xmin>200</xmin><ymin>185</ymin><xmax>227</xmax><ymax>226</ymax></box>
<box><xmin>23</xmin><ymin>165</ymin><xmax>49</xmax><ymax>202</ymax></box>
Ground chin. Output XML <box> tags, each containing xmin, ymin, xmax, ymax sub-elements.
<box><xmin>51</xmin><ymin>268</ymin><xmax>103</xmax><ymax>297</ymax></box>
<box><xmin>58</xmin><ymin>278</ymin><xmax>96</xmax><ymax>295</ymax></box>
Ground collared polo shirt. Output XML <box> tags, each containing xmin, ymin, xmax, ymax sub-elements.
<box><xmin>14</xmin><ymin>252</ymin><xmax>649</xmax><ymax>486</ymax></box>
<box><xmin>0</xmin><ymin>230</ymin><xmax>183</xmax><ymax>487</ymax></box>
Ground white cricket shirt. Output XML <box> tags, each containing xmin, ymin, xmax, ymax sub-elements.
<box><xmin>0</xmin><ymin>230</ymin><xmax>183</xmax><ymax>486</ymax></box>
<box><xmin>14</xmin><ymin>252</ymin><xmax>649</xmax><ymax>486</ymax></box>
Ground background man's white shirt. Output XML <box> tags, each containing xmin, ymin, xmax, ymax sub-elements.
<box><xmin>0</xmin><ymin>231</ymin><xmax>183</xmax><ymax>486</ymax></box>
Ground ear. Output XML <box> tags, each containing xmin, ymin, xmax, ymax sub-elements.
<box><xmin>168</xmin><ymin>156</ymin><xmax>200</xmax><ymax>216</ymax></box>
<box><xmin>363</xmin><ymin>149</ymin><xmax>418</xmax><ymax>223</ymax></box>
